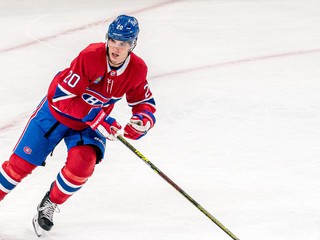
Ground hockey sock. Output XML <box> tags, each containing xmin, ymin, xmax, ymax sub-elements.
<box><xmin>49</xmin><ymin>145</ymin><xmax>97</xmax><ymax>204</ymax></box>
<box><xmin>0</xmin><ymin>154</ymin><xmax>36</xmax><ymax>201</ymax></box>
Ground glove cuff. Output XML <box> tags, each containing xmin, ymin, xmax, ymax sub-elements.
<box><xmin>138</xmin><ymin>110</ymin><xmax>156</xmax><ymax>128</ymax></box>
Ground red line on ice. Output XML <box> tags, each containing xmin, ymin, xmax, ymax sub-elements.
<box><xmin>1</xmin><ymin>0</ymin><xmax>320</xmax><ymax>131</ymax></box>
<box><xmin>0</xmin><ymin>0</ymin><xmax>180</xmax><ymax>53</ymax></box>
<box><xmin>152</xmin><ymin>48</ymin><xmax>320</xmax><ymax>79</ymax></box>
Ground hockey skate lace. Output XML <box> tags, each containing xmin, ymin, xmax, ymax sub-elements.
<box><xmin>38</xmin><ymin>199</ymin><xmax>60</xmax><ymax>221</ymax></box>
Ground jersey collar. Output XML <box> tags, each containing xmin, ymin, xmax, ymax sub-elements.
<box><xmin>106</xmin><ymin>48</ymin><xmax>131</xmax><ymax>77</ymax></box>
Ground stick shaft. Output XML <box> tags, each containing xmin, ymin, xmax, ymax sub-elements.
<box><xmin>117</xmin><ymin>135</ymin><xmax>240</xmax><ymax>240</ymax></box>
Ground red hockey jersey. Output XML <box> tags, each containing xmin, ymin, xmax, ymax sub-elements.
<box><xmin>47</xmin><ymin>42</ymin><xmax>156</xmax><ymax>130</ymax></box>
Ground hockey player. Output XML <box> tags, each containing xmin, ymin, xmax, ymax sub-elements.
<box><xmin>0</xmin><ymin>14</ymin><xmax>156</xmax><ymax>236</ymax></box>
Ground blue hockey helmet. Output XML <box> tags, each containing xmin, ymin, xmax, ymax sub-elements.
<box><xmin>107</xmin><ymin>15</ymin><xmax>140</xmax><ymax>50</ymax></box>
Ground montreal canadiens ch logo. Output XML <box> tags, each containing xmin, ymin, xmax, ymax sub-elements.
<box><xmin>82</xmin><ymin>93</ymin><xmax>104</xmax><ymax>106</ymax></box>
<box><xmin>23</xmin><ymin>146</ymin><xmax>32</xmax><ymax>154</ymax></box>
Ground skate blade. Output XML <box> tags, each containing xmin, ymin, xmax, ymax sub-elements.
<box><xmin>32</xmin><ymin>213</ymin><xmax>44</xmax><ymax>237</ymax></box>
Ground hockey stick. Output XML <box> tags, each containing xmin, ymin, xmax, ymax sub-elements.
<box><xmin>117</xmin><ymin>134</ymin><xmax>240</xmax><ymax>240</ymax></box>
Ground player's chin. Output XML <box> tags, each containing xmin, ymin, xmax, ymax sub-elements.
<box><xmin>111</xmin><ymin>59</ymin><xmax>121</xmax><ymax>66</ymax></box>
<box><xmin>110</xmin><ymin>54</ymin><xmax>121</xmax><ymax>62</ymax></box>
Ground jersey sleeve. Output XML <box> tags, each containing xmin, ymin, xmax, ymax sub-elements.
<box><xmin>126</xmin><ymin>64</ymin><xmax>156</xmax><ymax>115</ymax></box>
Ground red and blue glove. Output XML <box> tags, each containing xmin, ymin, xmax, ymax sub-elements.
<box><xmin>83</xmin><ymin>109</ymin><xmax>122</xmax><ymax>141</ymax></box>
<box><xmin>124</xmin><ymin>111</ymin><xmax>156</xmax><ymax>140</ymax></box>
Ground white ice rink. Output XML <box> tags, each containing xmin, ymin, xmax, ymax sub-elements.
<box><xmin>1</xmin><ymin>0</ymin><xmax>320</xmax><ymax>239</ymax></box>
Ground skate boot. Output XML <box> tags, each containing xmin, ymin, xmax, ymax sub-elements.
<box><xmin>32</xmin><ymin>191</ymin><xmax>60</xmax><ymax>237</ymax></box>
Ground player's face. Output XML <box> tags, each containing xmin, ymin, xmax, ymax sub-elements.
<box><xmin>107</xmin><ymin>39</ymin><xmax>131</xmax><ymax>67</ymax></box>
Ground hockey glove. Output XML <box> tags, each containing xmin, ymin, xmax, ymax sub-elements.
<box><xmin>124</xmin><ymin>111</ymin><xmax>156</xmax><ymax>140</ymax></box>
<box><xmin>83</xmin><ymin>109</ymin><xmax>121</xmax><ymax>141</ymax></box>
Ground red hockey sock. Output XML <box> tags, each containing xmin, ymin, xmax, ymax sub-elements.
<box><xmin>0</xmin><ymin>154</ymin><xmax>36</xmax><ymax>201</ymax></box>
<box><xmin>49</xmin><ymin>145</ymin><xmax>97</xmax><ymax>204</ymax></box>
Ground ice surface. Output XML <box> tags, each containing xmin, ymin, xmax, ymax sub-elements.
<box><xmin>0</xmin><ymin>0</ymin><xmax>320</xmax><ymax>239</ymax></box>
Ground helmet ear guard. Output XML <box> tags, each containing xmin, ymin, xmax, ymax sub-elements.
<box><xmin>127</xmin><ymin>39</ymin><xmax>137</xmax><ymax>52</ymax></box>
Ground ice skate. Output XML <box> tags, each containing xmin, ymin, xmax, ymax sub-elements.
<box><xmin>32</xmin><ymin>191</ymin><xmax>59</xmax><ymax>237</ymax></box>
